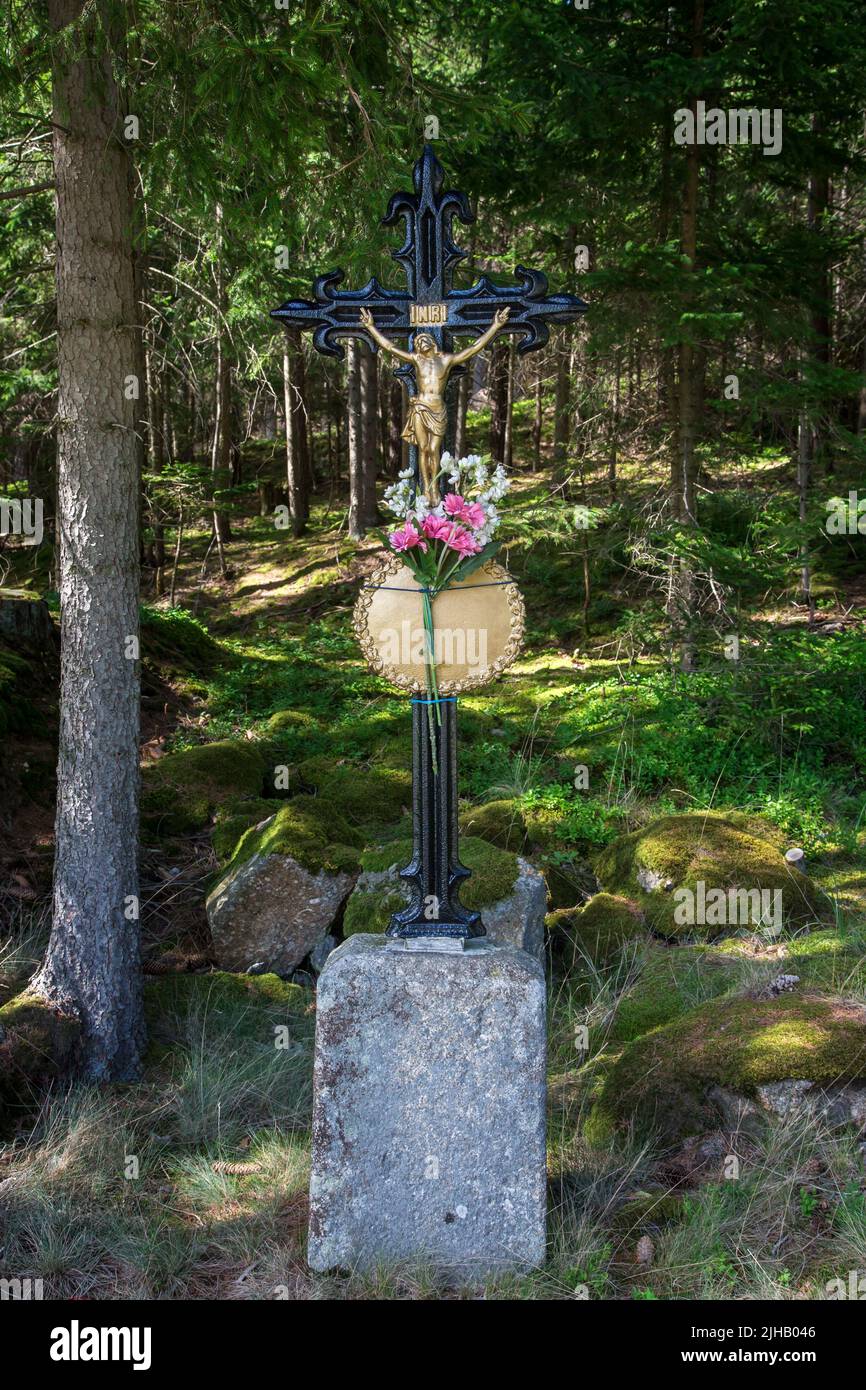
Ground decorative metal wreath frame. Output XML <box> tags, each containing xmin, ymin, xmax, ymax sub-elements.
<box><xmin>352</xmin><ymin>554</ymin><xmax>526</xmax><ymax>695</ymax></box>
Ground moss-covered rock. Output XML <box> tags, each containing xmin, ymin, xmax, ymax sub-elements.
<box><xmin>587</xmin><ymin>991</ymin><xmax>866</xmax><ymax>1145</ymax></box>
<box><xmin>295</xmin><ymin>755</ymin><xmax>411</xmax><ymax>830</ymax></box>
<box><xmin>211</xmin><ymin>798</ymin><xmax>278</xmax><ymax>864</ymax></box>
<box><xmin>224</xmin><ymin>796</ymin><xmax>362</xmax><ymax>878</ymax></box>
<box><xmin>0</xmin><ymin>992</ymin><xmax>80</xmax><ymax>1108</ymax></box>
<box><xmin>523</xmin><ymin>801</ymin><xmax>564</xmax><ymax>851</ymax></box>
<box><xmin>458</xmin><ymin>799</ymin><xmax>526</xmax><ymax>851</ymax></box>
<box><xmin>548</xmin><ymin>893</ymin><xmax>648</xmax><ymax>965</ymax></box>
<box><xmin>267</xmin><ymin>708</ymin><xmax>320</xmax><ymax>736</ymax></box>
<box><xmin>207</xmin><ymin>801</ymin><xmax>361</xmax><ymax>974</ymax></box>
<box><xmin>786</xmin><ymin>930</ymin><xmax>866</xmax><ymax>993</ymax></box>
<box><xmin>608</xmin><ymin>943</ymin><xmax>745</xmax><ymax>1042</ymax></box>
<box><xmin>343</xmin><ymin>835</ymin><xmax>522</xmax><ymax>937</ymax></box>
<box><xmin>142</xmin><ymin>740</ymin><xmax>268</xmax><ymax>835</ymax></box>
<box><xmin>144</xmin><ymin>969</ymin><xmax>308</xmax><ymax>1025</ymax></box>
<box><xmin>612</xmin><ymin>1189</ymin><xmax>685</xmax><ymax>1237</ymax></box>
<box><xmin>343</xmin><ymin>887</ymin><xmax>408</xmax><ymax>936</ymax></box>
<box><xmin>144</xmin><ymin>970</ymin><xmax>312</xmax><ymax>1058</ymax></box>
<box><xmin>140</xmin><ymin>604</ymin><xmax>226</xmax><ymax>676</ymax></box>
<box><xmin>594</xmin><ymin>812</ymin><xmax>828</xmax><ymax>940</ymax></box>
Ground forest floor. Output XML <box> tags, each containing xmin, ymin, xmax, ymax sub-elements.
<box><xmin>1</xmin><ymin>420</ymin><xmax>866</xmax><ymax>1299</ymax></box>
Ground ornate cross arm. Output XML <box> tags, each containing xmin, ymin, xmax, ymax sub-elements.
<box><xmin>270</xmin><ymin>271</ymin><xmax>412</xmax><ymax>359</ymax></box>
<box><xmin>447</xmin><ymin>268</ymin><xmax>587</xmax><ymax>354</ymax></box>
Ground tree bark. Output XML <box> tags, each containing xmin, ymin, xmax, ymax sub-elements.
<box><xmin>35</xmin><ymin>0</ymin><xmax>144</xmax><ymax>1080</ymax></box>
<box><xmin>360</xmin><ymin>340</ymin><xmax>378</xmax><ymax>526</ymax></box>
<box><xmin>347</xmin><ymin>340</ymin><xmax>365</xmax><ymax>538</ymax></box>
<box><xmin>552</xmin><ymin>334</ymin><xmax>572</xmax><ymax>464</ymax></box>
<box><xmin>488</xmin><ymin>340</ymin><xmax>509</xmax><ymax>465</ymax></box>
<box><xmin>387</xmin><ymin>375</ymin><xmax>403</xmax><ymax>477</ymax></box>
<box><xmin>503</xmin><ymin>338</ymin><xmax>515</xmax><ymax>470</ymax></box>
<box><xmin>283</xmin><ymin>333</ymin><xmax>309</xmax><ymax>536</ymax></box>
<box><xmin>209</xmin><ymin>203</ymin><xmax>231</xmax><ymax>564</ymax></box>
<box><xmin>668</xmin><ymin>0</ymin><xmax>704</xmax><ymax>673</ymax></box>
<box><xmin>531</xmin><ymin>359</ymin><xmax>543</xmax><ymax>471</ymax></box>
<box><xmin>453</xmin><ymin>373</ymin><xmax>469</xmax><ymax>462</ymax></box>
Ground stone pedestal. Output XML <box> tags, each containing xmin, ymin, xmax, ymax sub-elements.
<box><xmin>308</xmin><ymin>934</ymin><xmax>547</xmax><ymax>1279</ymax></box>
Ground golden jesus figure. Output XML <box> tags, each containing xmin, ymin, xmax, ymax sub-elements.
<box><xmin>359</xmin><ymin>305</ymin><xmax>510</xmax><ymax>499</ymax></box>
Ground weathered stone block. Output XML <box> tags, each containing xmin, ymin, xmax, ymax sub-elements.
<box><xmin>308</xmin><ymin>934</ymin><xmax>546</xmax><ymax>1279</ymax></box>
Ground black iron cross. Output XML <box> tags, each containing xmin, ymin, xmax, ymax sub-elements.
<box><xmin>271</xmin><ymin>144</ymin><xmax>587</xmax><ymax>409</ymax></box>
<box><xmin>271</xmin><ymin>146</ymin><xmax>586</xmax><ymax>940</ymax></box>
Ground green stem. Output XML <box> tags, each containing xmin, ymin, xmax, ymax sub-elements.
<box><xmin>422</xmin><ymin>586</ymin><xmax>441</xmax><ymax>772</ymax></box>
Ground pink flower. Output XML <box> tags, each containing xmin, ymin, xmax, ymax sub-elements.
<box><xmin>443</xmin><ymin>494</ymin><xmax>486</xmax><ymax>530</ymax></box>
<box><xmin>422</xmin><ymin>513</ymin><xmax>481</xmax><ymax>555</ymax></box>
<box><xmin>389</xmin><ymin>521</ymin><xmax>427</xmax><ymax>553</ymax></box>
<box><xmin>460</xmin><ymin>501</ymin><xmax>486</xmax><ymax>529</ymax></box>
<box><xmin>421</xmin><ymin>514</ymin><xmax>453</xmax><ymax>542</ymax></box>
<box><xmin>447</xmin><ymin>527</ymin><xmax>482</xmax><ymax>557</ymax></box>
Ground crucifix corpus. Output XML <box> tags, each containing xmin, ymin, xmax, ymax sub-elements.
<box><xmin>274</xmin><ymin>148</ymin><xmax>587</xmax><ymax>1277</ymax></box>
<box><xmin>272</xmin><ymin>146</ymin><xmax>586</xmax><ymax>942</ymax></box>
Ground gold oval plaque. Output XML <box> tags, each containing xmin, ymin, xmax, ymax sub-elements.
<box><xmin>353</xmin><ymin>556</ymin><xmax>525</xmax><ymax>695</ymax></box>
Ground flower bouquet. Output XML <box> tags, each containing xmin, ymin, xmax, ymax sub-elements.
<box><xmin>377</xmin><ymin>453</ymin><xmax>511</xmax><ymax>758</ymax></box>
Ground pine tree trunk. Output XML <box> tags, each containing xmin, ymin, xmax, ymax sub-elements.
<box><xmin>387</xmin><ymin>376</ymin><xmax>403</xmax><ymax>477</ymax></box>
<box><xmin>294</xmin><ymin>336</ymin><xmax>312</xmax><ymax>502</ymax></box>
<box><xmin>34</xmin><ymin>0</ymin><xmax>144</xmax><ymax>1080</ymax></box>
<box><xmin>454</xmin><ymin>373</ymin><xmax>469</xmax><ymax>462</ymax></box>
<box><xmin>283</xmin><ymin>333</ymin><xmax>309</xmax><ymax>536</ymax></box>
<box><xmin>347</xmin><ymin>340</ymin><xmax>365</xmax><ymax>539</ymax></box>
<box><xmin>209</xmin><ymin>204</ymin><xmax>231</xmax><ymax>562</ymax></box>
<box><xmin>608</xmin><ymin>351</ymin><xmax>621</xmax><ymax>501</ymax></box>
<box><xmin>668</xmin><ymin>0</ymin><xmax>704</xmax><ymax>673</ymax></box>
<box><xmin>552</xmin><ymin>335</ymin><xmax>571</xmax><ymax>464</ymax></box>
<box><xmin>488</xmin><ymin>340</ymin><xmax>509</xmax><ymax>465</ymax></box>
<box><xmin>503</xmin><ymin>338</ymin><xmax>515</xmax><ymax>470</ymax></box>
<box><xmin>360</xmin><ymin>341</ymin><xmax>378</xmax><ymax>526</ymax></box>
<box><xmin>532</xmin><ymin>359</ymin><xmax>543</xmax><ymax>471</ymax></box>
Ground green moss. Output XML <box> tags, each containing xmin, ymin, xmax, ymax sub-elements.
<box><xmin>143</xmin><ymin>971</ymin><xmax>311</xmax><ymax>1057</ymax></box>
<box><xmin>609</xmin><ymin>943</ymin><xmax>744</xmax><ymax>1042</ymax></box>
<box><xmin>142</xmin><ymin>740</ymin><xmax>267</xmax><ymax>835</ymax></box>
<box><xmin>0</xmin><ymin>992</ymin><xmax>80</xmax><ymax>1103</ymax></box>
<box><xmin>786</xmin><ymin>930</ymin><xmax>866</xmax><ymax>993</ymax></box>
<box><xmin>211</xmin><ymin>798</ymin><xmax>276</xmax><ymax>863</ymax></box>
<box><xmin>144</xmin><ymin>970</ymin><xmax>307</xmax><ymax>1023</ymax></box>
<box><xmin>223</xmin><ymin>796</ymin><xmax>362</xmax><ymax>878</ymax></box>
<box><xmin>295</xmin><ymin>755</ymin><xmax>411</xmax><ymax>830</ymax></box>
<box><xmin>458</xmin><ymin>799</ymin><xmax>526</xmax><ymax>851</ymax></box>
<box><xmin>267</xmin><ymin>709</ymin><xmax>320</xmax><ymax>735</ymax></box>
<box><xmin>458</xmin><ymin>837</ymin><xmax>519</xmax><ymax>910</ymax></box>
<box><xmin>594</xmin><ymin>812</ymin><xmax>828</xmax><ymax>940</ymax></box>
<box><xmin>548</xmin><ymin>893</ymin><xmax>648</xmax><ymax>966</ymax></box>
<box><xmin>343</xmin><ymin>834</ymin><xmax>520</xmax><ymax>937</ymax></box>
<box><xmin>359</xmin><ymin>837</ymin><xmax>414</xmax><ymax>875</ymax></box>
<box><xmin>140</xmin><ymin>604</ymin><xmax>227</xmax><ymax>675</ymax></box>
<box><xmin>523</xmin><ymin>802</ymin><xmax>564</xmax><ymax>851</ymax></box>
<box><xmin>588</xmin><ymin>991</ymin><xmax>866</xmax><ymax>1145</ymax></box>
<box><xmin>612</xmin><ymin>1190</ymin><xmax>685</xmax><ymax>1235</ymax></box>
<box><xmin>343</xmin><ymin>888</ymin><xmax>407</xmax><ymax>936</ymax></box>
